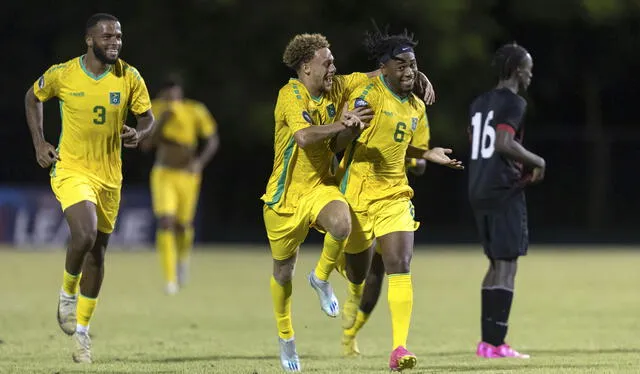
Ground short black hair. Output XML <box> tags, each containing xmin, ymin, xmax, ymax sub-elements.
<box><xmin>492</xmin><ymin>42</ymin><xmax>529</xmax><ymax>80</ymax></box>
<box><xmin>86</xmin><ymin>13</ymin><xmax>119</xmax><ymax>34</ymax></box>
<box><xmin>363</xmin><ymin>22</ymin><xmax>418</xmax><ymax>64</ymax></box>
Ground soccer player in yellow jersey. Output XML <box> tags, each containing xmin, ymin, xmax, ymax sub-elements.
<box><xmin>261</xmin><ymin>33</ymin><xmax>380</xmax><ymax>372</ymax></box>
<box><xmin>335</xmin><ymin>26</ymin><xmax>463</xmax><ymax>371</ymax></box>
<box><xmin>24</xmin><ymin>13</ymin><xmax>154</xmax><ymax>364</ymax></box>
<box><xmin>143</xmin><ymin>76</ymin><xmax>219</xmax><ymax>294</ymax></box>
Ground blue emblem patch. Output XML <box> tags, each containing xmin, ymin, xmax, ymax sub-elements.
<box><xmin>411</xmin><ymin>117</ymin><xmax>418</xmax><ymax>131</ymax></box>
<box><xmin>109</xmin><ymin>92</ymin><xmax>121</xmax><ymax>105</ymax></box>
<box><xmin>354</xmin><ymin>98</ymin><xmax>368</xmax><ymax>108</ymax></box>
<box><xmin>327</xmin><ymin>104</ymin><xmax>336</xmax><ymax>118</ymax></box>
<box><xmin>302</xmin><ymin>111</ymin><xmax>313</xmax><ymax>124</ymax></box>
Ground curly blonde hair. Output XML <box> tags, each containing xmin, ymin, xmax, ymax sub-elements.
<box><xmin>282</xmin><ymin>33</ymin><xmax>330</xmax><ymax>71</ymax></box>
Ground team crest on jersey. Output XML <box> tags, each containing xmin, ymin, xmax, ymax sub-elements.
<box><xmin>302</xmin><ymin>111</ymin><xmax>313</xmax><ymax>124</ymax></box>
<box><xmin>327</xmin><ymin>104</ymin><xmax>336</xmax><ymax>118</ymax></box>
<box><xmin>38</xmin><ymin>76</ymin><xmax>45</xmax><ymax>89</ymax></box>
<box><xmin>411</xmin><ymin>117</ymin><xmax>418</xmax><ymax>131</ymax></box>
<box><xmin>109</xmin><ymin>92</ymin><xmax>121</xmax><ymax>105</ymax></box>
<box><xmin>354</xmin><ymin>97</ymin><xmax>368</xmax><ymax>108</ymax></box>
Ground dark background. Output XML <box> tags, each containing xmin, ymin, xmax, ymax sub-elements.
<box><xmin>3</xmin><ymin>0</ymin><xmax>639</xmax><ymax>244</ymax></box>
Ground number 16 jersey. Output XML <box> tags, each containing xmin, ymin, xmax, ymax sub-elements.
<box><xmin>32</xmin><ymin>55</ymin><xmax>152</xmax><ymax>188</ymax></box>
<box><xmin>467</xmin><ymin>88</ymin><xmax>527</xmax><ymax>209</ymax></box>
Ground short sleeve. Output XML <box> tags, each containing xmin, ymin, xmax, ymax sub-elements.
<box><xmin>347</xmin><ymin>80</ymin><xmax>379</xmax><ymax>111</ymax></box>
<box><xmin>280</xmin><ymin>87</ymin><xmax>312</xmax><ymax>133</ymax></box>
<box><xmin>32</xmin><ymin>65</ymin><xmax>63</xmax><ymax>102</ymax></box>
<box><xmin>196</xmin><ymin>103</ymin><xmax>217</xmax><ymax>137</ymax></box>
<box><xmin>126</xmin><ymin>66</ymin><xmax>152</xmax><ymax>115</ymax></box>
<box><xmin>495</xmin><ymin>94</ymin><xmax>526</xmax><ymax>132</ymax></box>
<box><xmin>411</xmin><ymin>109</ymin><xmax>430</xmax><ymax>149</ymax></box>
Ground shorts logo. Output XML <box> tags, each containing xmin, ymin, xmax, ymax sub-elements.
<box><xmin>38</xmin><ymin>76</ymin><xmax>45</xmax><ymax>89</ymax></box>
<box><xmin>354</xmin><ymin>98</ymin><xmax>368</xmax><ymax>108</ymax></box>
<box><xmin>302</xmin><ymin>111</ymin><xmax>313</xmax><ymax>124</ymax></box>
<box><xmin>327</xmin><ymin>103</ymin><xmax>336</xmax><ymax>118</ymax></box>
<box><xmin>411</xmin><ymin>117</ymin><xmax>418</xmax><ymax>131</ymax></box>
<box><xmin>109</xmin><ymin>92</ymin><xmax>121</xmax><ymax>105</ymax></box>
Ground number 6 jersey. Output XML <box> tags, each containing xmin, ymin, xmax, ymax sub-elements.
<box><xmin>32</xmin><ymin>56</ymin><xmax>152</xmax><ymax>188</ymax></box>
<box><xmin>338</xmin><ymin>76</ymin><xmax>429</xmax><ymax>211</ymax></box>
<box><xmin>467</xmin><ymin>88</ymin><xmax>527</xmax><ymax>209</ymax></box>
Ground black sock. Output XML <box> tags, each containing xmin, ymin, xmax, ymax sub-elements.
<box><xmin>481</xmin><ymin>288</ymin><xmax>497</xmax><ymax>344</ymax></box>
<box><xmin>491</xmin><ymin>288</ymin><xmax>514</xmax><ymax>346</ymax></box>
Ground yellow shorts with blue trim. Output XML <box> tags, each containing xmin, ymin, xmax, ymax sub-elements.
<box><xmin>150</xmin><ymin>166</ymin><xmax>202</xmax><ymax>225</ymax></box>
<box><xmin>344</xmin><ymin>197</ymin><xmax>419</xmax><ymax>255</ymax></box>
<box><xmin>51</xmin><ymin>169</ymin><xmax>121</xmax><ymax>234</ymax></box>
<box><xmin>263</xmin><ymin>184</ymin><xmax>347</xmax><ymax>260</ymax></box>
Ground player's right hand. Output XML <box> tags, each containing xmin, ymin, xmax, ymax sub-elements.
<box><xmin>35</xmin><ymin>141</ymin><xmax>60</xmax><ymax>168</ymax></box>
<box><xmin>341</xmin><ymin>105</ymin><xmax>373</xmax><ymax>131</ymax></box>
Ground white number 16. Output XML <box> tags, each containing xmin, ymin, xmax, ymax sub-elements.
<box><xmin>470</xmin><ymin>110</ymin><xmax>495</xmax><ymax>160</ymax></box>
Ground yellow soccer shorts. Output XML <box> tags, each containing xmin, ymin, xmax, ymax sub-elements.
<box><xmin>150</xmin><ymin>166</ymin><xmax>202</xmax><ymax>225</ymax></box>
<box><xmin>51</xmin><ymin>170</ymin><xmax>121</xmax><ymax>234</ymax></box>
<box><xmin>263</xmin><ymin>184</ymin><xmax>347</xmax><ymax>261</ymax></box>
<box><xmin>344</xmin><ymin>197</ymin><xmax>419</xmax><ymax>255</ymax></box>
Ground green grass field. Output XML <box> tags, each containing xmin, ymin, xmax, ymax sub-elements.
<box><xmin>1</xmin><ymin>245</ymin><xmax>639</xmax><ymax>373</ymax></box>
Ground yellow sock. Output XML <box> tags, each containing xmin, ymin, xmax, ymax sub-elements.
<box><xmin>157</xmin><ymin>229</ymin><xmax>177</xmax><ymax>284</ymax></box>
<box><xmin>388</xmin><ymin>273</ymin><xmax>413</xmax><ymax>349</ymax></box>
<box><xmin>61</xmin><ymin>270</ymin><xmax>81</xmax><ymax>296</ymax></box>
<box><xmin>176</xmin><ymin>226</ymin><xmax>194</xmax><ymax>263</ymax></box>
<box><xmin>314</xmin><ymin>233</ymin><xmax>345</xmax><ymax>281</ymax></box>
<box><xmin>270</xmin><ymin>276</ymin><xmax>294</xmax><ymax>340</ymax></box>
<box><xmin>77</xmin><ymin>294</ymin><xmax>98</xmax><ymax>328</ymax></box>
<box><xmin>348</xmin><ymin>280</ymin><xmax>364</xmax><ymax>298</ymax></box>
<box><xmin>345</xmin><ymin>309</ymin><xmax>370</xmax><ymax>336</ymax></box>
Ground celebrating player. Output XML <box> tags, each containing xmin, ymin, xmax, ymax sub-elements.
<box><xmin>468</xmin><ymin>42</ymin><xmax>544</xmax><ymax>359</ymax></box>
<box><xmin>142</xmin><ymin>75</ymin><xmax>219</xmax><ymax>295</ymax></box>
<box><xmin>336</xmin><ymin>25</ymin><xmax>463</xmax><ymax>371</ymax></box>
<box><xmin>24</xmin><ymin>13</ymin><xmax>154</xmax><ymax>363</ymax></box>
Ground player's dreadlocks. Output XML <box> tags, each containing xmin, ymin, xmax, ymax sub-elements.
<box><xmin>492</xmin><ymin>42</ymin><xmax>529</xmax><ymax>80</ymax></box>
<box><xmin>282</xmin><ymin>34</ymin><xmax>330</xmax><ymax>71</ymax></box>
<box><xmin>363</xmin><ymin>23</ymin><xmax>418</xmax><ymax>65</ymax></box>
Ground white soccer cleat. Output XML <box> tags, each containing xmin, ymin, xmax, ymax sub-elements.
<box><xmin>279</xmin><ymin>337</ymin><xmax>301</xmax><ymax>372</ymax></box>
<box><xmin>57</xmin><ymin>290</ymin><xmax>77</xmax><ymax>335</ymax></box>
<box><xmin>72</xmin><ymin>331</ymin><xmax>92</xmax><ymax>363</ymax></box>
<box><xmin>307</xmin><ymin>271</ymin><xmax>339</xmax><ymax>317</ymax></box>
<box><xmin>165</xmin><ymin>282</ymin><xmax>179</xmax><ymax>295</ymax></box>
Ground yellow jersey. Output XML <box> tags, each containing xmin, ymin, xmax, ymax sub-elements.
<box><xmin>338</xmin><ymin>75</ymin><xmax>430</xmax><ymax>210</ymax></box>
<box><xmin>33</xmin><ymin>55</ymin><xmax>151</xmax><ymax>188</ymax></box>
<box><xmin>261</xmin><ymin>73</ymin><xmax>368</xmax><ymax>213</ymax></box>
<box><xmin>151</xmin><ymin>98</ymin><xmax>217</xmax><ymax>147</ymax></box>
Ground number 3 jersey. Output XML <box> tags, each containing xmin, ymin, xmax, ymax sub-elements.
<box><xmin>32</xmin><ymin>56</ymin><xmax>152</xmax><ymax>188</ymax></box>
<box><xmin>338</xmin><ymin>76</ymin><xmax>430</xmax><ymax>211</ymax></box>
<box><xmin>467</xmin><ymin>88</ymin><xmax>527</xmax><ymax>209</ymax></box>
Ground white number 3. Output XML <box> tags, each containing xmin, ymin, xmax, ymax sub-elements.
<box><xmin>471</xmin><ymin>110</ymin><xmax>495</xmax><ymax>160</ymax></box>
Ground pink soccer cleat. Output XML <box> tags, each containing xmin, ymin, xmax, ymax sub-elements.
<box><xmin>476</xmin><ymin>342</ymin><xmax>530</xmax><ymax>359</ymax></box>
<box><xmin>389</xmin><ymin>346</ymin><xmax>417</xmax><ymax>371</ymax></box>
<box><xmin>496</xmin><ymin>343</ymin><xmax>530</xmax><ymax>359</ymax></box>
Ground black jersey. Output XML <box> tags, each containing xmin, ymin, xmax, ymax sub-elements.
<box><xmin>467</xmin><ymin>88</ymin><xmax>527</xmax><ymax>209</ymax></box>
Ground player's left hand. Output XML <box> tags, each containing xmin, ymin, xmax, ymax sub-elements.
<box><xmin>423</xmin><ymin>147</ymin><xmax>464</xmax><ymax>170</ymax></box>
<box><xmin>121</xmin><ymin>125</ymin><xmax>139</xmax><ymax>148</ymax></box>
<box><xmin>414</xmin><ymin>71</ymin><xmax>436</xmax><ymax>105</ymax></box>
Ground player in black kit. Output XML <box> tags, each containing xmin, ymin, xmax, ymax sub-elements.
<box><xmin>468</xmin><ymin>42</ymin><xmax>545</xmax><ymax>359</ymax></box>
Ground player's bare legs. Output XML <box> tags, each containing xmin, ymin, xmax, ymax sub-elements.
<box><xmin>379</xmin><ymin>231</ymin><xmax>417</xmax><ymax>371</ymax></box>
<box><xmin>156</xmin><ymin>215</ymin><xmax>179</xmax><ymax>294</ymax></box>
<box><xmin>58</xmin><ymin>201</ymin><xmax>98</xmax><ymax>336</ymax></box>
<box><xmin>175</xmin><ymin>222</ymin><xmax>194</xmax><ymax>287</ymax></box>
<box><xmin>342</xmin><ymin>250</ymin><xmax>384</xmax><ymax>356</ymax></box>
<box><xmin>478</xmin><ymin>258</ymin><xmax>528</xmax><ymax>358</ymax></box>
<box><xmin>309</xmin><ymin>200</ymin><xmax>351</xmax><ymax>317</ymax></box>
<box><xmin>272</xmin><ymin>252</ymin><xmax>300</xmax><ymax>372</ymax></box>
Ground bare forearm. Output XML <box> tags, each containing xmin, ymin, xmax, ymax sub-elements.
<box><xmin>331</xmin><ymin>128</ymin><xmax>360</xmax><ymax>153</ymax></box>
<box><xmin>294</xmin><ymin>122</ymin><xmax>345</xmax><ymax>148</ymax></box>
<box><xmin>197</xmin><ymin>135</ymin><xmax>219</xmax><ymax>165</ymax></box>
<box><xmin>406</xmin><ymin>144</ymin><xmax>428</xmax><ymax>159</ymax></box>
<box><xmin>135</xmin><ymin>111</ymin><xmax>155</xmax><ymax>141</ymax></box>
<box><xmin>25</xmin><ymin>89</ymin><xmax>45</xmax><ymax>147</ymax></box>
<box><xmin>497</xmin><ymin>141</ymin><xmax>544</xmax><ymax>168</ymax></box>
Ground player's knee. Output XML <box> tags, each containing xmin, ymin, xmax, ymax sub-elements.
<box><xmin>71</xmin><ymin>229</ymin><xmax>97</xmax><ymax>253</ymax></box>
<box><xmin>157</xmin><ymin>216</ymin><xmax>176</xmax><ymax>230</ymax></box>
<box><xmin>273</xmin><ymin>257</ymin><xmax>296</xmax><ymax>284</ymax></box>
<box><xmin>327</xmin><ymin>217</ymin><xmax>351</xmax><ymax>241</ymax></box>
<box><xmin>383</xmin><ymin>252</ymin><xmax>412</xmax><ymax>274</ymax></box>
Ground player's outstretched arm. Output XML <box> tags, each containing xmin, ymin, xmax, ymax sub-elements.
<box><xmin>406</xmin><ymin>144</ymin><xmax>464</xmax><ymax>170</ymax></box>
<box><xmin>25</xmin><ymin>87</ymin><xmax>59</xmax><ymax>168</ymax></box>
<box><xmin>495</xmin><ymin>128</ymin><xmax>545</xmax><ymax>182</ymax></box>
